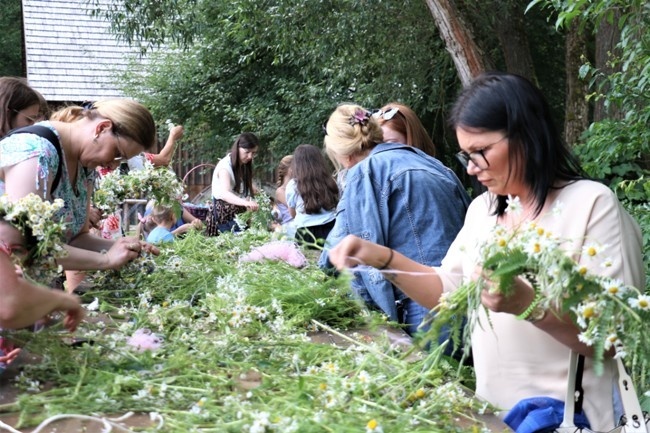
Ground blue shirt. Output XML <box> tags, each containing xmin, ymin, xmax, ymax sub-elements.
<box><xmin>285</xmin><ymin>178</ymin><xmax>336</xmax><ymax>228</ymax></box>
<box><xmin>319</xmin><ymin>143</ymin><xmax>470</xmax><ymax>321</ymax></box>
<box><xmin>147</xmin><ymin>226</ymin><xmax>175</xmax><ymax>244</ymax></box>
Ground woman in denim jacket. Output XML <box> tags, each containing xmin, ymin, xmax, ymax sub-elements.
<box><xmin>319</xmin><ymin>104</ymin><xmax>470</xmax><ymax>336</ymax></box>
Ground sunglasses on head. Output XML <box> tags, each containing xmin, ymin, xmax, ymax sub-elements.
<box><xmin>372</xmin><ymin>107</ymin><xmax>399</xmax><ymax>121</ymax></box>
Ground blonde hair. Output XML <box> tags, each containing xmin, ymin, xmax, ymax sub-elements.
<box><xmin>151</xmin><ymin>205</ymin><xmax>175</xmax><ymax>224</ymax></box>
<box><xmin>323</xmin><ymin>104</ymin><xmax>383</xmax><ymax>169</ymax></box>
<box><xmin>51</xmin><ymin>99</ymin><xmax>156</xmax><ymax>151</ymax></box>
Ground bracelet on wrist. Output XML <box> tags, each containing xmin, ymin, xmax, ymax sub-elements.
<box><xmin>378</xmin><ymin>248</ymin><xmax>394</xmax><ymax>270</ymax></box>
<box><xmin>516</xmin><ymin>291</ymin><xmax>545</xmax><ymax>322</ymax></box>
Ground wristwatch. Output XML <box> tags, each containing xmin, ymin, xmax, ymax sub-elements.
<box><xmin>525</xmin><ymin>303</ymin><xmax>548</xmax><ymax>323</ymax></box>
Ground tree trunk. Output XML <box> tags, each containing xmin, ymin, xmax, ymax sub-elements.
<box><xmin>564</xmin><ymin>20</ymin><xmax>589</xmax><ymax>147</ymax></box>
<box><xmin>495</xmin><ymin>1</ymin><xmax>536</xmax><ymax>82</ymax></box>
<box><xmin>594</xmin><ymin>10</ymin><xmax>622</xmax><ymax>122</ymax></box>
<box><xmin>424</xmin><ymin>0</ymin><xmax>489</xmax><ymax>86</ymax></box>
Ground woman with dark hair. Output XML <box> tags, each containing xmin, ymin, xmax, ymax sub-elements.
<box><xmin>320</xmin><ymin>103</ymin><xmax>470</xmax><ymax>337</ymax></box>
<box><xmin>326</xmin><ymin>73</ymin><xmax>644</xmax><ymax>431</ymax></box>
<box><xmin>208</xmin><ymin>132</ymin><xmax>260</xmax><ymax>234</ymax></box>
<box><xmin>285</xmin><ymin>144</ymin><xmax>338</xmax><ymax>247</ymax></box>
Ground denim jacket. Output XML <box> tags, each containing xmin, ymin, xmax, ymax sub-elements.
<box><xmin>319</xmin><ymin>143</ymin><xmax>470</xmax><ymax>321</ymax></box>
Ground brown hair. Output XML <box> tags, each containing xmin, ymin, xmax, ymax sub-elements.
<box><xmin>291</xmin><ymin>144</ymin><xmax>339</xmax><ymax>214</ymax></box>
<box><xmin>0</xmin><ymin>77</ymin><xmax>41</xmax><ymax>137</ymax></box>
<box><xmin>276</xmin><ymin>155</ymin><xmax>293</xmax><ymax>187</ymax></box>
<box><xmin>377</xmin><ymin>102</ymin><xmax>436</xmax><ymax>157</ymax></box>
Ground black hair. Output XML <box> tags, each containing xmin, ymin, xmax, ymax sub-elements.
<box><xmin>229</xmin><ymin>132</ymin><xmax>259</xmax><ymax>197</ymax></box>
<box><xmin>449</xmin><ymin>72</ymin><xmax>586</xmax><ymax>216</ymax></box>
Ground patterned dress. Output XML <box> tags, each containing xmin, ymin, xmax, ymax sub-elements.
<box><xmin>0</xmin><ymin>122</ymin><xmax>95</xmax><ymax>242</ymax></box>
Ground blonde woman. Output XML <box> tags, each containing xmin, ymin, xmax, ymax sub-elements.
<box><xmin>320</xmin><ymin>103</ymin><xmax>470</xmax><ymax>337</ymax></box>
<box><xmin>0</xmin><ymin>100</ymin><xmax>160</xmax><ymax>280</ymax></box>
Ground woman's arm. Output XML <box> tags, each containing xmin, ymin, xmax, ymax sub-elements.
<box><xmin>328</xmin><ymin>235</ymin><xmax>444</xmax><ymax>309</ymax></box>
<box><xmin>148</xmin><ymin>125</ymin><xmax>184</xmax><ymax>167</ymax></box>
<box><xmin>0</xmin><ymin>252</ymin><xmax>84</xmax><ymax>330</ymax></box>
<box><xmin>216</xmin><ymin>168</ymin><xmax>258</xmax><ymax>209</ymax></box>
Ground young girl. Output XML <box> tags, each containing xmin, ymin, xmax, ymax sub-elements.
<box><xmin>207</xmin><ymin>132</ymin><xmax>260</xmax><ymax>235</ymax></box>
<box><xmin>271</xmin><ymin>155</ymin><xmax>295</xmax><ymax>233</ymax></box>
<box><xmin>285</xmin><ymin>144</ymin><xmax>338</xmax><ymax>247</ymax></box>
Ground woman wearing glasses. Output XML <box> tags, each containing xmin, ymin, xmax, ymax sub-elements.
<box><xmin>0</xmin><ymin>100</ymin><xmax>160</xmax><ymax>276</ymax></box>
<box><xmin>319</xmin><ymin>103</ymin><xmax>470</xmax><ymax>337</ymax></box>
<box><xmin>0</xmin><ymin>77</ymin><xmax>46</xmax><ymax>137</ymax></box>
<box><xmin>327</xmin><ymin>73</ymin><xmax>644</xmax><ymax>431</ymax></box>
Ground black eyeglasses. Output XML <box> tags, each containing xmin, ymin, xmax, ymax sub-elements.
<box><xmin>372</xmin><ymin>107</ymin><xmax>399</xmax><ymax>121</ymax></box>
<box><xmin>455</xmin><ymin>135</ymin><xmax>507</xmax><ymax>170</ymax></box>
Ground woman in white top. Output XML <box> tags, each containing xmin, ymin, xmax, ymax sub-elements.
<box><xmin>326</xmin><ymin>72</ymin><xmax>644</xmax><ymax>431</ymax></box>
<box><xmin>207</xmin><ymin>132</ymin><xmax>260</xmax><ymax>235</ymax></box>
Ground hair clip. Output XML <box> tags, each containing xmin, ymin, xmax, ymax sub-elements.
<box><xmin>349</xmin><ymin>108</ymin><xmax>370</xmax><ymax>127</ymax></box>
<box><xmin>81</xmin><ymin>100</ymin><xmax>96</xmax><ymax>110</ymax></box>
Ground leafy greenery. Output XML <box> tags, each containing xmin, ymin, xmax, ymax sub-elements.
<box><xmin>527</xmin><ymin>0</ymin><xmax>650</xmax><ymax>287</ymax></box>
<box><xmin>1</xmin><ymin>228</ymin><xmax>493</xmax><ymax>431</ymax></box>
<box><xmin>0</xmin><ymin>0</ymin><xmax>23</xmax><ymax>77</ymax></box>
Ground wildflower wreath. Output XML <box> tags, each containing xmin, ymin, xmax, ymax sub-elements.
<box><xmin>93</xmin><ymin>162</ymin><xmax>186</xmax><ymax>215</ymax></box>
<box><xmin>0</xmin><ymin>193</ymin><xmax>67</xmax><ymax>283</ymax></box>
<box><xmin>424</xmin><ymin>197</ymin><xmax>650</xmax><ymax>391</ymax></box>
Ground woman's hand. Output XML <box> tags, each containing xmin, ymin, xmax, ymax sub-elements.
<box><xmin>190</xmin><ymin>219</ymin><xmax>204</xmax><ymax>230</ymax></box>
<box><xmin>104</xmin><ymin>237</ymin><xmax>159</xmax><ymax>269</ymax></box>
<box><xmin>478</xmin><ymin>268</ymin><xmax>536</xmax><ymax>316</ymax></box>
<box><xmin>246</xmin><ymin>200</ymin><xmax>259</xmax><ymax>211</ymax></box>
<box><xmin>328</xmin><ymin>235</ymin><xmax>387</xmax><ymax>270</ymax></box>
<box><xmin>0</xmin><ymin>347</ymin><xmax>21</xmax><ymax>366</ymax></box>
<box><xmin>88</xmin><ymin>206</ymin><xmax>103</xmax><ymax>230</ymax></box>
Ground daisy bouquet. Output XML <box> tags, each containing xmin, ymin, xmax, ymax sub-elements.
<box><xmin>94</xmin><ymin>162</ymin><xmax>186</xmax><ymax>215</ymax></box>
<box><xmin>0</xmin><ymin>193</ymin><xmax>67</xmax><ymax>284</ymax></box>
<box><xmin>423</xmin><ymin>197</ymin><xmax>649</xmax><ymax>390</ymax></box>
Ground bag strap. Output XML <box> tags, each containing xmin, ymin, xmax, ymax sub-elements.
<box><xmin>561</xmin><ymin>351</ymin><xmax>648</xmax><ymax>433</ymax></box>
<box><xmin>560</xmin><ymin>350</ymin><xmax>585</xmax><ymax>428</ymax></box>
<box><xmin>615</xmin><ymin>357</ymin><xmax>648</xmax><ymax>433</ymax></box>
<box><xmin>6</xmin><ymin>125</ymin><xmax>63</xmax><ymax>196</ymax></box>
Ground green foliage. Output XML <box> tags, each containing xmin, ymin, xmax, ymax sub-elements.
<box><xmin>93</xmin><ymin>0</ymin><xmax>458</xmax><ymax>177</ymax></box>
<box><xmin>0</xmin><ymin>0</ymin><xmax>24</xmax><ymax>76</ymax></box>
<box><xmin>528</xmin><ymin>0</ymin><xmax>650</xmax><ymax>288</ymax></box>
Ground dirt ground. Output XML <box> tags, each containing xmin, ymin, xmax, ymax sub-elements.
<box><xmin>0</xmin><ymin>327</ymin><xmax>511</xmax><ymax>432</ymax></box>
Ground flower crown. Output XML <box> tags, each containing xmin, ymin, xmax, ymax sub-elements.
<box><xmin>0</xmin><ymin>194</ymin><xmax>68</xmax><ymax>283</ymax></box>
<box><xmin>348</xmin><ymin>108</ymin><xmax>371</xmax><ymax>127</ymax></box>
<box><xmin>94</xmin><ymin>162</ymin><xmax>186</xmax><ymax>214</ymax></box>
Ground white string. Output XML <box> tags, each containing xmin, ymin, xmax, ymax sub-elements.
<box><xmin>341</xmin><ymin>256</ymin><xmax>440</xmax><ymax>277</ymax></box>
<box><xmin>0</xmin><ymin>414</ymin><xmax>137</xmax><ymax>433</ymax></box>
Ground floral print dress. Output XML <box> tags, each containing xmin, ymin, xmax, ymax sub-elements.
<box><xmin>0</xmin><ymin>122</ymin><xmax>95</xmax><ymax>242</ymax></box>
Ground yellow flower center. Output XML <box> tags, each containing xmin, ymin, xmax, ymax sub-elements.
<box><xmin>415</xmin><ymin>388</ymin><xmax>426</xmax><ymax>399</ymax></box>
<box><xmin>367</xmin><ymin>419</ymin><xmax>379</xmax><ymax>430</ymax></box>
<box><xmin>533</xmin><ymin>243</ymin><xmax>541</xmax><ymax>253</ymax></box>
<box><xmin>319</xmin><ymin>383</ymin><xmax>327</xmax><ymax>391</ymax></box>
<box><xmin>537</xmin><ymin>227</ymin><xmax>544</xmax><ymax>235</ymax></box>
<box><xmin>578</xmin><ymin>267</ymin><xmax>588</xmax><ymax>275</ymax></box>
<box><xmin>638</xmin><ymin>299</ymin><xmax>649</xmax><ymax>308</ymax></box>
<box><xmin>587</xmin><ymin>247</ymin><xmax>597</xmax><ymax>256</ymax></box>
<box><xmin>583</xmin><ymin>306</ymin><xmax>595</xmax><ymax>318</ymax></box>
<box><xmin>608</xmin><ymin>286</ymin><xmax>619</xmax><ymax>295</ymax></box>
<box><xmin>498</xmin><ymin>238</ymin><xmax>507</xmax><ymax>247</ymax></box>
